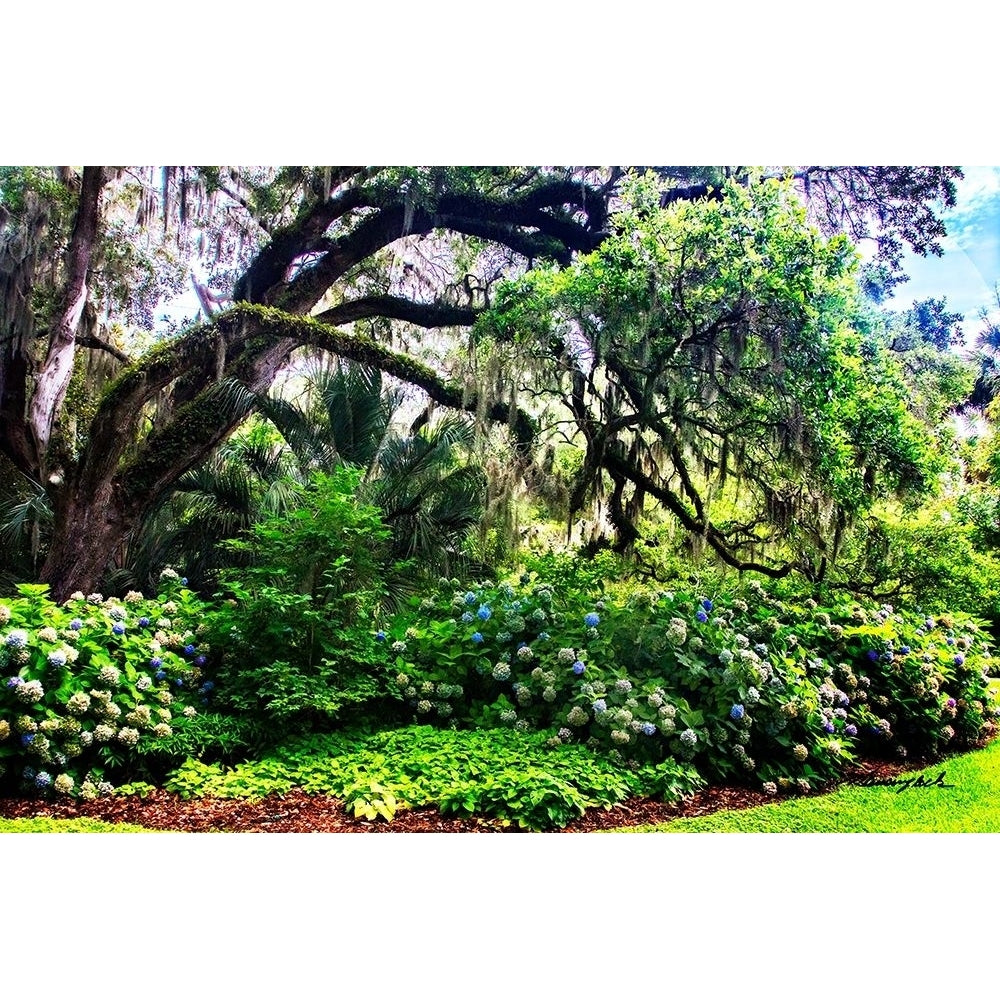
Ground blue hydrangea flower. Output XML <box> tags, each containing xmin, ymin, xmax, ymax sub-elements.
<box><xmin>572</xmin><ymin>660</ymin><xmax>585</xmax><ymax>675</ymax></box>
<box><xmin>845</xmin><ymin>724</ymin><xmax>858</xmax><ymax>737</ymax></box>
<box><xmin>194</xmin><ymin>655</ymin><xmax>207</xmax><ymax>667</ymax></box>
<box><xmin>954</xmin><ymin>654</ymin><xmax>965</xmax><ymax>666</ymax></box>
<box><xmin>138</xmin><ymin>617</ymin><xmax>151</xmax><ymax>628</ymax></box>
<box><xmin>753</xmin><ymin>643</ymin><xmax>768</xmax><ymax>656</ymax></box>
<box><xmin>375</xmin><ymin>631</ymin><xmax>386</xmax><ymax>641</ymax></box>
<box><xmin>5</xmin><ymin>629</ymin><xmax>28</xmax><ymax>648</ymax></box>
<box><xmin>822</xmin><ymin>721</ymin><xmax>835</xmax><ymax>734</ymax></box>
<box><xmin>702</xmin><ymin>598</ymin><xmax>714</xmax><ymax>612</ymax></box>
<box><xmin>184</xmin><ymin>644</ymin><xmax>196</xmax><ymax>656</ymax></box>
<box><xmin>69</xmin><ymin>618</ymin><xmax>83</xmax><ymax>630</ymax></box>
<box><xmin>155</xmin><ymin>670</ymin><xmax>167</xmax><ymax>681</ymax></box>
<box><xmin>730</xmin><ymin>704</ymin><xmax>745</xmax><ymax>721</ymax></box>
<box><xmin>866</xmin><ymin>650</ymin><xmax>879</xmax><ymax>662</ymax></box>
<box><xmin>6</xmin><ymin>676</ymin><xmax>23</xmax><ymax>688</ymax></box>
<box><xmin>149</xmin><ymin>657</ymin><xmax>163</xmax><ymax>669</ymax></box>
<box><xmin>464</xmin><ymin>592</ymin><xmax>478</xmax><ymax>605</ymax></box>
<box><xmin>111</xmin><ymin>623</ymin><xmax>126</xmax><ymax>635</ymax></box>
<box><xmin>202</xmin><ymin>680</ymin><xmax>215</xmax><ymax>692</ymax></box>
<box><xmin>477</xmin><ymin>605</ymin><xmax>492</xmax><ymax>621</ymax></box>
<box><xmin>946</xmin><ymin>637</ymin><xmax>955</xmax><ymax>646</ymax></box>
<box><xmin>471</xmin><ymin>632</ymin><xmax>484</xmax><ymax>644</ymax></box>
<box><xmin>592</xmin><ymin>699</ymin><xmax>607</xmax><ymax>713</ymax></box>
<box><xmin>584</xmin><ymin>612</ymin><xmax>600</xmax><ymax>628</ymax></box>
<box><xmin>175</xmin><ymin>678</ymin><xmax>184</xmax><ymax>687</ymax></box>
<box><xmin>696</xmin><ymin>610</ymin><xmax>708</xmax><ymax>623</ymax></box>
<box><xmin>48</xmin><ymin>650</ymin><xmax>67</xmax><ymax>667</ymax></box>
<box><xmin>181</xmin><ymin>577</ymin><xmax>188</xmax><ymax>586</ymax></box>
<box><xmin>35</xmin><ymin>771</ymin><xmax>52</xmax><ymax>789</ymax></box>
<box><xmin>899</xmin><ymin>646</ymin><xmax>911</xmax><ymax>655</ymax></box>
<box><xmin>20</xmin><ymin>733</ymin><xmax>34</xmax><ymax>746</ymax></box>
<box><xmin>461</xmin><ymin>611</ymin><xmax>475</xmax><ymax>624</ymax></box>
<box><xmin>641</xmin><ymin>722</ymin><xmax>657</xmax><ymax>736</ymax></box>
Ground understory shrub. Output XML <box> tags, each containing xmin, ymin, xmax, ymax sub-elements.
<box><xmin>201</xmin><ymin>468</ymin><xmax>403</xmax><ymax>727</ymax></box>
<box><xmin>377</xmin><ymin>567</ymin><xmax>999</xmax><ymax>793</ymax></box>
<box><xmin>0</xmin><ymin>574</ymin><xmax>213</xmax><ymax>797</ymax></box>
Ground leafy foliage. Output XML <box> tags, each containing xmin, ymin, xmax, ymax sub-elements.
<box><xmin>163</xmin><ymin>725</ymin><xmax>704</xmax><ymax>831</ymax></box>
<box><xmin>476</xmin><ymin>174</ymin><xmax>947</xmax><ymax>576</ymax></box>
<box><xmin>376</xmin><ymin>567</ymin><xmax>999</xmax><ymax>787</ymax></box>
<box><xmin>202</xmin><ymin>467</ymin><xmax>402</xmax><ymax>726</ymax></box>
<box><xmin>0</xmin><ymin>576</ymin><xmax>211</xmax><ymax>796</ymax></box>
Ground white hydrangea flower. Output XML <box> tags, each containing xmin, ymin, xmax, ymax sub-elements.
<box><xmin>98</xmin><ymin>665</ymin><xmax>121</xmax><ymax>686</ymax></box>
<box><xmin>16</xmin><ymin>679</ymin><xmax>44</xmax><ymax>704</ymax></box>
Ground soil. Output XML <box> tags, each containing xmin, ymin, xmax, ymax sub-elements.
<box><xmin>0</xmin><ymin>756</ymin><xmax>936</xmax><ymax>833</ymax></box>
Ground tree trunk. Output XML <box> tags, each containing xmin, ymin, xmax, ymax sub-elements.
<box><xmin>38</xmin><ymin>479</ymin><xmax>136</xmax><ymax>601</ymax></box>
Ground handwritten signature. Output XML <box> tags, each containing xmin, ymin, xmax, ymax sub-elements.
<box><xmin>855</xmin><ymin>770</ymin><xmax>954</xmax><ymax>793</ymax></box>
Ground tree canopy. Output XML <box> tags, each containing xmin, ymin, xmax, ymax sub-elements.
<box><xmin>0</xmin><ymin>165</ymin><xmax>966</xmax><ymax>598</ymax></box>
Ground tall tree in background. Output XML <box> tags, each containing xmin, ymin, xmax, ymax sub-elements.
<box><xmin>0</xmin><ymin>166</ymin><xmax>962</xmax><ymax>597</ymax></box>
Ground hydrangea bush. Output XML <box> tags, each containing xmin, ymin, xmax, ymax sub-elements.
<box><xmin>0</xmin><ymin>575</ymin><xmax>212</xmax><ymax>797</ymax></box>
<box><xmin>378</xmin><ymin>569</ymin><xmax>999</xmax><ymax>794</ymax></box>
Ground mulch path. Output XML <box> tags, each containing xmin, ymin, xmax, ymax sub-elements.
<box><xmin>0</xmin><ymin>755</ymin><xmax>933</xmax><ymax>833</ymax></box>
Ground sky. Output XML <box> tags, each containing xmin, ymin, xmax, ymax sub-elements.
<box><xmin>885</xmin><ymin>165</ymin><xmax>1000</xmax><ymax>340</ymax></box>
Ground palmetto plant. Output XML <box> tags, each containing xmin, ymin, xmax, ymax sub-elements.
<box><xmin>116</xmin><ymin>357</ymin><xmax>488</xmax><ymax>593</ymax></box>
<box><xmin>0</xmin><ymin>468</ymin><xmax>53</xmax><ymax>588</ymax></box>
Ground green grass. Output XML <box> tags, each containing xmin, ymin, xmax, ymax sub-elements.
<box><xmin>0</xmin><ymin>817</ymin><xmax>154</xmax><ymax>833</ymax></box>
<box><xmin>616</xmin><ymin>740</ymin><xmax>1000</xmax><ymax>832</ymax></box>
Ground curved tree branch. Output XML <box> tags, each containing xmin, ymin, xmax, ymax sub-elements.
<box><xmin>315</xmin><ymin>295</ymin><xmax>479</xmax><ymax>329</ymax></box>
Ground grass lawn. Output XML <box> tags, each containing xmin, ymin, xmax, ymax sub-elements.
<box><xmin>615</xmin><ymin>738</ymin><xmax>1000</xmax><ymax>832</ymax></box>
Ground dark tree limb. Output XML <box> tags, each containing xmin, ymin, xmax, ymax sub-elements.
<box><xmin>315</xmin><ymin>295</ymin><xmax>479</xmax><ymax>329</ymax></box>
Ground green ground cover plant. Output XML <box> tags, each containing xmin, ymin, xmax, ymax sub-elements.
<box><xmin>163</xmin><ymin>724</ymin><xmax>704</xmax><ymax>830</ymax></box>
<box><xmin>615</xmin><ymin>738</ymin><xmax>1000</xmax><ymax>832</ymax></box>
<box><xmin>0</xmin><ymin>816</ymin><xmax>153</xmax><ymax>833</ymax></box>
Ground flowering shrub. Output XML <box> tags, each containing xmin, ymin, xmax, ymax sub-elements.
<box><xmin>376</xmin><ymin>569</ymin><xmax>998</xmax><ymax>792</ymax></box>
<box><xmin>0</xmin><ymin>578</ymin><xmax>210</xmax><ymax>796</ymax></box>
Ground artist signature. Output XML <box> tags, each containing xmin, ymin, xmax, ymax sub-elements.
<box><xmin>855</xmin><ymin>770</ymin><xmax>954</xmax><ymax>793</ymax></box>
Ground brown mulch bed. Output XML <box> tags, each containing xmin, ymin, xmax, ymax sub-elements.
<box><xmin>0</xmin><ymin>756</ymin><xmax>935</xmax><ymax>833</ymax></box>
